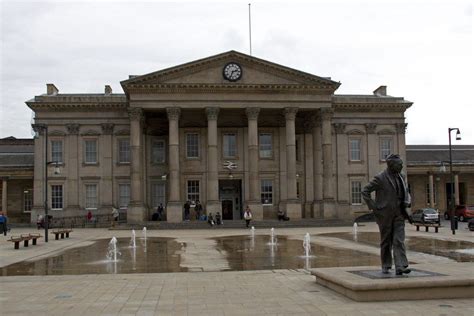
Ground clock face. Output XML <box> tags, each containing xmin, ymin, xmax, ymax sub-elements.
<box><xmin>223</xmin><ymin>62</ymin><xmax>242</xmax><ymax>81</ymax></box>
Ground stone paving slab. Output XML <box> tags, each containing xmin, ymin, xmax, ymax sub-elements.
<box><xmin>0</xmin><ymin>222</ymin><xmax>473</xmax><ymax>314</ymax></box>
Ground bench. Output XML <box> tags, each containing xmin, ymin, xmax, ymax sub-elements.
<box><xmin>413</xmin><ymin>223</ymin><xmax>440</xmax><ymax>233</ymax></box>
<box><xmin>8</xmin><ymin>233</ymin><xmax>42</xmax><ymax>249</ymax></box>
<box><xmin>51</xmin><ymin>229</ymin><xmax>73</xmax><ymax>240</ymax></box>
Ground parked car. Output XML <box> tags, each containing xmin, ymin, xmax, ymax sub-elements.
<box><xmin>444</xmin><ymin>205</ymin><xmax>474</xmax><ymax>222</ymax></box>
<box><xmin>411</xmin><ymin>208</ymin><xmax>440</xmax><ymax>224</ymax></box>
<box><xmin>468</xmin><ymin>219</ymin><xmax>474</xmax><ymax>231</ymax></box>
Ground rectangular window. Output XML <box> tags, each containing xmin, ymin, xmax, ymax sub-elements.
<box><xmin>118</xmin><ymin>139</ymin><xmax>130</xmax><ymax>163</ymax></box>
<box><xmin>426</xmin><ymin>183</ymin><xmax>437</xmax><ymax>205</ymax></box>
<box><xmin>223</xmin><ymin>133</ymin><xmax>237</xmax><ymax>158</ymax></box>
<box><xmin>51</xmin><ymin>185</ymin><xmax>63</xmax><ymax>209</ymax></box>
<box><xmin>119</xmin><ymin>184</ymin><xmax>130</xmax><ymax>208</ymax></box>
<box><xmin>85</xmin><ymin>140</ymin><xmax>97</xmax><ymax>164</ymax></box>
<box><xmin>261</xmin><ymin>179</ymin><xmax>273</xmax><ymax>205</ymax></box>
<box><xmin>259</xmin><ymin>133</ymin><xmax>273</xmax><ymax>158</ymax></box>
<box><xmin>151</xmin><ymin>182</ymin><xmax>166</xmax><ymax>208</ymax></box>
<box><xmin>187</xmin><ymin>180</ymin><xmax>200</xmax><ymax>203</ymax></box>
<box><xmin>151</xmin><ymin>140</ymin><xmax>166</xmax><ymax>163</ymax></box>
<box><xmin>349</xmin><ymin>139</ymin><xmax>361</xmax><ymax>161</ymax></box>
<box><xmin>380</xmin><ymin>138</ymin><xmax>392</xmax><ymax>160</ymax></box>
<box><xmin>85</xmin><ymin>184</ymin><xmax>98</xmax><ymax>209</ymax></box>
<box><xmin>186</xmin><ymin>133</ymin><xmax>199</xmax><ymax>158</ymax></box>
<box><xmin>23</xmin><ymin>189</ymin><xmax>33</xmax><ymax>212</ymax></box>
<box><xmin>351</xmin><ymin>181</ymin><xmax>362</xmax><ymax>205</ymax></box>
<box><xmin>51</xmin><ymin>140</ymin><xmax>63</xmax><ymax>163</ymax></box>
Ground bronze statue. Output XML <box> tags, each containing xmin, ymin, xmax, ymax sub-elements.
<box><xmin>362</xmin><ymin>154</ymin><xmax>412</xmax><ymax>275</ymax></box>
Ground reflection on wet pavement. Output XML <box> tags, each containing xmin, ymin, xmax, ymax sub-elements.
<box><xmin>1</xmin><ymin>235</ymin><xmax>382</xmax><ymax>276</ymax></box>
<box><xmin>213</xmin><ymin>235</ymin><xmax>380</xmax><ymax>271</ymax></box>
<box><xmin>321</xmin><ymin>232</ymin><xmax>474</xmax><ymax>262</ymax></box>
<box><xmin>1</xmin><ymin>237</ymin><xmax>186</xmax><ymax>276</ymax></box>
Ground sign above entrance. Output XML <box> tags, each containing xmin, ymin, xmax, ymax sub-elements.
<box><xmin>223</xmin><ymin>161</ymin><xmax>237</xmax><ymax>171</ymax></box>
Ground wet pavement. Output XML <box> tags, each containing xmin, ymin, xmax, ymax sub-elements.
<box><xmin>320</xmin><ymin>231</ymin><xmax>474</xmax><ymax>262</ymax></box>
<box><xmin>1</xmin><ymin>235</ymin><xmax>380</xmax><ymax>276</ymax></box>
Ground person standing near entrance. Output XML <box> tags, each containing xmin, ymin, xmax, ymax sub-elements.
<box><xmin>195</xmin><ymin>200</ymin><xmax>202</xmax><ymax>220</ymax></box>
<box><xmin>0</xmin><ymin>211</ymin><xmax>7</xmax><ymax>236</ymax></box>
<box><xmin>183</xmin><ymin>201</ymin><xmax>191</xmax><ymax>221</ymax></box>
<box><xmin>111</xmin><ymin>207</ymin><xmax>119</xmax><ymax>227</ymax></box>
<box><xmin>244</xmin><ymin>206</ymin><xmax>252</xmax><ymax>228</ymax></box>
<box><xmin>362</xmin><ymin>154</ymin><xmax>412</xmax><ymax>276</ymax></box>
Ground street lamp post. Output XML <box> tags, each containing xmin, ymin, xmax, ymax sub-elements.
<box><xmin>448</xmin><ymin>127</ymin><xmax>461</xmax><ymax>235</ymax></box>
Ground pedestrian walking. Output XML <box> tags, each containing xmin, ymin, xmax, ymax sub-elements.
<box><xmin>244</xmin><ymin>206</ymin><xmax>252</xmax><ymax>228</ymax></box>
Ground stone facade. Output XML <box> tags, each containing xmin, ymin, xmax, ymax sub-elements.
<box><xmin>24</xmin><ymin>51</ymin><xmax>414</xmax><ymax>223</ymax></box>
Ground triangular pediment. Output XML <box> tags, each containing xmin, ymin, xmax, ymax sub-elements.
<box><xmin>121</xmin><ymin>51</ymin><xmax>339</xmax><ymax>92</ymax></box>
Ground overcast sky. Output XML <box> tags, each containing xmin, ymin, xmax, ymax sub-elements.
<box><xmin>0</xmin><ymin>0</ymin><xmax>472</xmax><ymax>144</ymax></box>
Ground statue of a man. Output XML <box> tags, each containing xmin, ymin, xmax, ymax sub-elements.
<box><xmin>362</xmin><ymin>154</ymin><xmax>412</xmax><ymax>275</ymax></box>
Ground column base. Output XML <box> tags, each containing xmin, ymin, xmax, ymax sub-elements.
<box><xmin>312</xmin><ymin>200</ymin><xmax>323</xmax><ymax>218</ymax></box>
<box><xmin>285</xmin><ymin>200</ymin><xmax>302</xmax><ymax>220</ymax></box>
<box><xmin>127</xmin><ymin>203</ymin><xmax>146</xmax><ymax>223</ymax></box>
<box><xmin>206</xmin><ymin>200</ymin><xmax>221</xmax><ymax>215</ymax></box>
<box><xmin>246</xmin><ymin>201</ymin><xmax>263</xmax><ymax>220</ymax></box>
<box><xmin>166</xmin><ymin>201</ymin><xmax>183</xmax><ymax>223</ymax></box>
<box><xmin>322</xmin><ymin>199</ymin><xmax>336</xmax><ymax>219</ymax></box>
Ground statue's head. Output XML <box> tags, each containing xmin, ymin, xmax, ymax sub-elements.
<box><xmin>386</xmin><ymin>154</ymin><xmax>403</xmax><ymax>173</ymax></box>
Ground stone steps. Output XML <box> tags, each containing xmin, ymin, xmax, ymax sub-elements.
<box><xmin>112</xmin><ymin>219</ymin><xmax>353</xmax><ymax>230</ymax></box>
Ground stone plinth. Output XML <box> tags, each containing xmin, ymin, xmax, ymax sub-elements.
<box><xmin>166</xmin><ymin>202</ymin><xmax>183</xmax><ymax>223</ymax></box>
<box><xmin>285</xmin><ymin>200</ymin><xmax>302</xmax><ymax>219</ymax></box>
<box><xmin>127</xmin><ymin>204</ymin><xmax>146</xmax><ymax>223</ymax></box>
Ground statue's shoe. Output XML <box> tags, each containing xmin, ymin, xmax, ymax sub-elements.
<box><xmin>382</xmin><ymin>267</ymin><xmax>390</xmax><ymax>274</ymax></box>
<box><xmin>396</xmin><ymin>267</ymin><xmax>411</xmax><ymax>275</ymax></box>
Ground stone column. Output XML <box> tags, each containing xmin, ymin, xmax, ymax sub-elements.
<box><xmin>245</xmin><ymin>107</ymin><xmax>263</xmax><ymax>220</ymax></box>
<box><xmin>128</xmin><ymin>108</ymin><xmax>145</xmax><ymax>223</ymax></box>
<box><xmin>396</xmin><ymin>123</ymin><xmax>408</xmax><ymax>172</ymax></box>
<box><xmin>66</xmin><ymin>124</ymin><xmax>80</xmax><ymax>212</ymax></box>
<box><xmin>206</xmin><ymin>107</ymin><xmax>220</xmax><ymax>214</ymax></box>
<box><xmin>166</xmin><ymin>107</ymin><xmax>182</xmax><ymax>222</ymax></box>
<box><xmin>31</xmin><ymin>124</ymin><xmax>46</xmax><ymax>223</ymax></box>
<box><xmin>365</xmin><ymin>123</ymin><xmax>378</xmax><ymax>179</ymax></box>
<box><xmin>454</xmin><ymin>173</ymin><xmax>460</xmax><ymax>206</ymax></box>
<box><xmin>312</xmin><ymin>115</ymin><xmax>323</xmax><ymax>218</ymax></box>
<box><xmin>321</xmin><ymin>108</ymin><xmax>336</xmax><ymax>218</ymax></box>
<box><xmin>101</xmin><ymin>123</ymin><xmax>114</xmax><ymax>210</ymax></box>
<box><xmin>428</xmin><ymin>173</ymin><xmax>435</xmax><ymax>208</ymax></box>
<box><xmin>303</xmin><ymin>119</ymin><xmax>314</xmax><ymax>218</ymax></box>
<box><xmin>334</xmin><ymin>123</ymin><xmax>349</xmax><ymax>218</ymax></box>
<box><xmin>1</xmin><ymin>178</ymin><xmax>7</xmax><ymax>215</ymax></box>
<box><xmin>284</xmin><ymin>107</ymin><xmax>301</xmax><ymax>219</ymax></box>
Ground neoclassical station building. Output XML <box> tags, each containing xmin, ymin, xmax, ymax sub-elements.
<box><xmin>5</xmin><ymin>51</ymin><xmax>419</xmax><ymax>223</ymax></box>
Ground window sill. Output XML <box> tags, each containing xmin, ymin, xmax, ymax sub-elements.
<box><xmin>83</xmin><ymin>162</ymin><xmax>99</xmax><ymax>167</ymax></box>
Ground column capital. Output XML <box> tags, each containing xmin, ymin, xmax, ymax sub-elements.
<box><xmin>320</xmin><ymin>108</ymin><xmax>333</xmax><ymax>120</ymax></box>
<box><xmin>128</xmin><ymin>107</ymin><xmax>144</xmax><ymax>121</ymax></box>
<box><xmin>166</xmin><ymin>107</ymin><xmax>181</xmax><ymax>121</ymax></box>
<box><xmin>395</xmin><ymin>123</ymin><xmax>408</xmax><ymax>134</ymax></box>
<box><xmin>284</xmin><ymin>107</ymin><xmax>298</xmax><ymax>121</ymax></box>
<box><xmin>333</xmin><ymin>123</ymin><xmax>346</xmax><ymax>134</ymax></box>
<box><xmin>365</xmin><ymin>123</ymin><xmax>377</xmax><ymax>134</ymax></box>
<box><xmin>66</xmin><ymin>124</ymin><xmax>80</xmax><ymax>135</ymax></box>
<box><xmin>101</xmin><ymin>123</ymin><xmax>114</xmax><ymax>135</ymax></box>
<box><xmin>32</xmin><ymin>123</ymin><xmax>47</xmax><ymax>135</ymax></box>
<box><xmin>245</xmin><ymin>107</ymin><xmax>260</xmax><ymax>120</ymax></box>
<box><xmin>205</xmin><ymin>107</ymin><xmax>220</xmax><ymax>120</ymax></box>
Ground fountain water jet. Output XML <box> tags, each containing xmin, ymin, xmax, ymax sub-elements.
<box><xmin>353</xmin><ymin>222</ymin><xmax>358</xmax><ymax>242</ymax></box>
<box><xmin>302</xmin><ymin>233</ymin><xmax>312</xmax><ymax>258</ymax></box>
<box><xmin>130</xmin><ymin>229</ymin><xmax>136</xmax><ymax>248</ymax></box>
<box><xmin>268</xmin><ymin>228</ymin><xmax>277</xmax><ymax>245</ymax></box>
<box><xmin>142</xmin><ymin>227</ymin><xmax>147</xmax><ymax>240</ymax></box>
<box><xmin>250</xmin><ymin>226</ymin><xmax>255</xmax><ymax>238</ymax></box>
<box><xmin>106</xmin><ymin>237</ymin><xmax>121</xmax><ymax>262</ymax></box>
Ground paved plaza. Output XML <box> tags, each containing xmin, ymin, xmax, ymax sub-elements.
<box><xmin>0</xmin><ymin>222</ymin><xmax>473</xmax><ymax>315</ymax></box>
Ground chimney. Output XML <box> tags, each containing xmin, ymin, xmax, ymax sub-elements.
<box><xmin>46</xmin><ymin>83</ymin><xmax>59</xmax><ymax>96</ymax></box>
<box><xmin>373</xmin><ymin>85</ymin><xmax>387</xmax><ymax>96</ymax></box>
<box><xmin>105</xmin><ymin>85</ymin><xmax>112</xmax><ymax>95</ymax></box>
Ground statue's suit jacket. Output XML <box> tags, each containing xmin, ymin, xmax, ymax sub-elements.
<box><xmin>362</xmin><ymin>169</ymin><xmax>411</xmax><ymax>224</ymax></box>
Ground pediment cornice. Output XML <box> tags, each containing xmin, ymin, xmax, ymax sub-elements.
<box><xmin>121</xmin><ymin>50</ymin><xmax>340</xmax><ymax>93</ymax></box>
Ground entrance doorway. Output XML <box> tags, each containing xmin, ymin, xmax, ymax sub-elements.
<box><xmin>219</xmin><ymin>179</ymin><xmax>242</xmax><ymax>220</ymax></box>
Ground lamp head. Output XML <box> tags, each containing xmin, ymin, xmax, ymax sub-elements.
<box><xmin>456</xmin><ymin>129</ymin><xmax>461</xmax><ymax>141</ymax></box>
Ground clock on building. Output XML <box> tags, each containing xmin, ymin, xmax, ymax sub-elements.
<box><xmin>223</xmin><ymin>62</ymin><xmax>242</xmax><ymax>81</ymax></box>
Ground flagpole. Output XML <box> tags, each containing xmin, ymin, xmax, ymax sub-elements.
<box><xmin>248</xmin><ymin>3</ymin><xmax>252</xmax><ymax>55</ymax></box>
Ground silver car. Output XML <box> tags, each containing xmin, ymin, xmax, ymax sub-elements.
<box><xmin>411</xmin><ymin>208</ymin><xmax>440</xmax><ymax>224</ymax></box>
